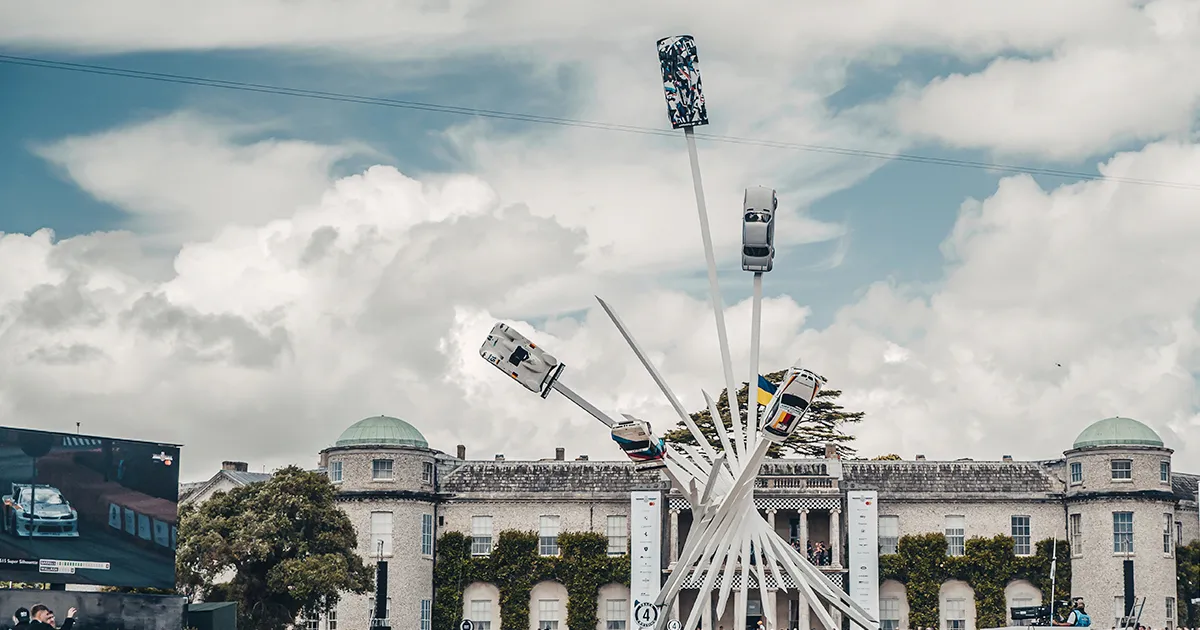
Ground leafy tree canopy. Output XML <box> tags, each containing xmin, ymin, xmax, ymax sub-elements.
<box><xmin>663</xmin><ymin>368</ymin><xmax>865</xmax><ymax>458</ymax></box>
<box><xmin>176</xmin><ymin>465</ymin><xmax>373</xmax><ymax>630</ymax></box>
<box><xmin>872</xmin><ymin>453</ymin><xmax>902</xmax><ymax>460</ymax></box>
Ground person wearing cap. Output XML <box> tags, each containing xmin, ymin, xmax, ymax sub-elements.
<box><xmin>11</xmin><ymin>607</ymin><xmax>30</xmax><ymax>630</ymax></box>
<box><xmin>28</xmin><ymin>604</ymin><xmax>76</xmax><ymax>630</ymax></box>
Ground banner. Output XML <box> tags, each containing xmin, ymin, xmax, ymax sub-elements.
<box><xmin>631</xmin><ymin>490</ymin><xmax>663</xmax><ymax>629</ymax></box>
<box><xmin>847</xmin><ymin>491</ymin><xmax>880</xmax><ymax>626</ymax></box>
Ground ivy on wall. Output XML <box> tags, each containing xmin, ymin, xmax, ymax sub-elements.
<box><xmin>434</xmin><ymin>530</ymin><xmax>630</xmax><ymax>630</ymax></box>
<box><xmin>879</xmin><ymin>533</ymin><xmax>1071</xmax><ymax>629</ymax></box>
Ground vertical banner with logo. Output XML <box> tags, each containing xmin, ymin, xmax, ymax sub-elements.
<box><xmin>847</xmin><ymin>491</ymin><xmax>880</xmax><ymax>626</ymax></box>
<box><xmin>631</xmin><ymin>491</ymin><xmax>663</xmax><ymax>629</ymax></box>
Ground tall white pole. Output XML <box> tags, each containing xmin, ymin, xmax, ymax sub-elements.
<box><xmin>684</xmin><ymin>126</ymin><xmax>745</xmax><ymax>463</ymax></box>
<box><xmin>747</xmin><ymin>271</ymin><xmax>763</xmax><ymax>456</ymax></box>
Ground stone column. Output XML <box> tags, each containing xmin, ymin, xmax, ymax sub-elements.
<box><xmin>670</xmin><ymin>509</ymin><xmax>680</xmax><ymax>566</ymax></box>
<box><xmin>702</xmin><ymin>591</ymin><xmax>713</xmax><ymax>630</ymax></box>
<box><xmin>735</xmin><ymin>587</ymin><xmax>748</xmax><ymax>630</ymax></box>
<box><xmin>799</xmin><ymin>599</ymin><xmax>810</xmax><ymax>630</ymax></box>
<box><xmin>765</xmin><ymin>590</ymin><xmax>777</xmax><ymax>630</ymax></box>
<box><xmin>798</xmin><ymin>510</ymin><xmax>809</xmax><ymax>556</ymax></box>
<box><xmin>829</xmin><ymin>509</ymin><xmax>841</xmax><ymax>569</ymax></box>
<box><xmin>826</xmin><ymin>603</ymin><xmax>841</xmax><ymax>630</ymax></box>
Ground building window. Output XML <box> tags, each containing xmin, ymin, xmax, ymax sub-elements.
<box><xmin>472</xmin><ymin>516</ymin><xmax>493</xmax><ymax>555</ymax></box>
<box><xmin>538</xmin><ymin>599</ymin><xmax>560</xmax><ymax>630</ymax></box>
<box><xmin>420</xmin><ymin>599</ymin><xmax>431</xmax><ymax>630</ymax></box>
<box><xmin>372</xmin><ymin>459</ymin><xmax>394</xmax><ymax>480</ymax></box>
<box><xmin>1069</xmin><ymin>514</ymin><xmax>1082</xmax><ymax>557</ymax></box>
<box><xmin>370</xmin><ymin>511</ymin><xmax>393</xmax><ymax>557</ymax></box>
<box><xmin>1070</xmin><ymin>462</ymin><xmax>1082</xmax><ymax>484</ymax></box>
<box><xmin>880</xmin><ymin>598</ymin><xmax>900</xmax><ymax>630</ymax></box>
<box><xmin>879</xmin><ymin>516</ymin><xmax>899</xmax><ymax>555</ymax></box>
<box><xmin>1161</xmin><ymin>461</ymin><xmax>1171</xmax><ymax>483</ymax></box>
<box><xmin>607</xmin><ymin>515</ymin><xmax>628</xmax><ymax>555</ymax></box>
<box><xmin>327</xmin><ymin>609</ymin><xmax>337</xmax><ymax>630</ymax></box>
<box><xmin>1178</xmin><ymin>521</ymin><xmax>1184</xmax><ymax>546</ymax></box>
<box><xmin>1111</xmin><ymin>459</ymin><xmax>1132</xmax><ymax>480</ymax></box>
<box><xmin>1113</xmin><ymin>511</ymin><xmax>1133</xmax><ymax>554</ymax></box>
<box><xmin>328</xmin><ymin>461</ymin><xmax>342</xmax><ymax>483</ymax></box>
<box><xmin>1167</xmin><ymin>597</ymin><xmax>1176</xmax><ymax>622</ymax></box>
<box><xmin>422</xmin><ymin>513</ymin><xmax>434</xmax><ymax>556</ymax></box>
<box><xmin>368</xmin><ymin>598</ymin><xmax>392</xmax><ymax>626</ymax></box>
<box><xmin>944</xmin><ymin>598</ymin><xmax>966</xmax><ymax>630</ymax></box>
<box><xmin>606</xmin><ymin>599</ymin><xmax>627</xmax><ymax>630</ymax></box>
<box><xmin>1163</xmin><ymin>513</ymin><xmax>1173</xmax><ymax>555</ymax></box>
<box><xmin>302</xmin><ymin>616</ymin><xmax>319</xmax><ymax>630</ymax></box>
<box><xmin>945</xmin><ymin>515</ymin><xmax>965</xmax><ymax>556</ymax></box>
<box><xmin>423</xmin><ymin>461</ymin><xmax>434</xmax><ymax>483</ymax></box>
<box><xmin>470</xmin><ymin>600</ymin><xmax>492</xmax><ymax>630</ymax></box>
<box><xmin>1011</xmin><ymin>515</ymin><xmax>1031</xmax><ymax>556</ymax></box>
<box><xmin>539</xmin><ymin>515</ymin><xmax>560</xmax><ymax>556</ymax></box>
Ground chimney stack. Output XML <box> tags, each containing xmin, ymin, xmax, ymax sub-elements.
<box><xmin>824</xmin><ymin>443</ymin><xmax>837</xmax><ymax>459</ymax></box>
<box><xmin>1002</xmin><ymin>455</ymin><xmax>1013</xmax><ymax>463</ymax></box>
<box><xmin>456</xmin><ymin>445</ymin><xmax>466</xmax><ymax>460</ymax></box>
<box><xmin>555</xmin><ymin>447</ymin><xmax>565</xmax><ymax>461</ymax></box>
<box><xmin>222</xmin><ymin>461</ymin><xmax>248</xmax><ymax>472</ymax></box>
<box><xmin>915</xmin><ymin>454</ymin><xmax>926</xmax><ymax>461</ymax></box>
<box><xmin>495</xmin><ymin>454</ymin><xmax>505</xmax><ymax>462</ymax></box>
<box><xmin>576</xmin><ymin>455</ymin><xmax>589</xmax><ymax>461</ymax></box>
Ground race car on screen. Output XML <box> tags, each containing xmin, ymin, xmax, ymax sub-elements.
<box><xmin>1</xmin><ymin>484</ymin><xmax>80</xmax><ymax>538</ymax></box>
<box><xmin>761</xmin><ymin>367</ymin><xmax>827</xmax><ymax>442</ymax></box>
<box><xmin>611</xmin><ymin>415</ymin><xmax>667</xmax><ymax>470</ymax></box>
<box><xmin>480</xmin><ymin>322</ymin><xmax>564</xmax><ymax>396</ymax></box>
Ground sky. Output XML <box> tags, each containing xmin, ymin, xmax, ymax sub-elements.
<box><xmin>2</xmin><ymin>0</ymin><xmax>1200</xmax><ymax>482</ymax></box>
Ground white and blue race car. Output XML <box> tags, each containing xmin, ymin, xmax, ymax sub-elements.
<box><xmin>611</xmin><ymin>415</ymin><xmax>667</xmax><ymax>470</ymax></box>
<box><xmin>2</xmin><ymin>484</ymin><xmax>80</xmax><ymax>538</ymax></box>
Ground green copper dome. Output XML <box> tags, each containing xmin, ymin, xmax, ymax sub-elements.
<box><xmin>1072</xmin><ymin>416</ymin><xmax>1164</xmax><ymax>449</ymax></box>
<box><xmin>336</xmin><ymin>415</ymin><xmax>428</xmax><ymax>449</ymax></box>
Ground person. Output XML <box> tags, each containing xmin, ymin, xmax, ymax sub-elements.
<box><xmin>1053</xmin><ymin>598</ymin><xmax>1090</xmax><ymax>627</ymax></box>
<box><xmin>28</xmin><ymin>604</ymin><xmax>76</xmax><ymax>630</ymax></box>
<box><xmin>11</xmin><ymin>608</ymin><xmax>30</xmax><ymax>630</ymax></box>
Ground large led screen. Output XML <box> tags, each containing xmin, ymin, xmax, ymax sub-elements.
<box><xmin>0</xmin><ymin>426</ymin><xmax>180</xmax><ymax>589</ymax></box>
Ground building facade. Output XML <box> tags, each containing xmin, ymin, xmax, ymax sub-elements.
<box><xmin>184</xmin><ymin>415</ymin><xmax>1200</xmax><ymax>630</ymax></box>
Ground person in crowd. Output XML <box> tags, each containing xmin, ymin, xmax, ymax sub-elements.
<box><xmin>28</xmin><ymin>604</ymin><xmax>76</xmax><ymax>630</ymax></box>
<box><xmin>11</xmin><ymin>608</ymin><xmax>30</xmax><ymax>630</ymax></box>
<box><xmin>1053</xmin><ymin>598</ymin><xmax>1089</xmax><ymax>627</ymax></box>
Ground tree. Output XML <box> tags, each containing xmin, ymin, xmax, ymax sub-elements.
<box><xmin>663</xmin><ymin>369</ymin><xmax>865</xmax><ymax>458</ymax></box>
<box><xmin>872</xmin><ymin>453</ymin><xmax>902</xmax><ymax>461</ymax></box>
<box><xmin>176</xmin><ymin>466</ymin><xmax>373</xmax><ymax>630</ymax></box>
<box><xmin>1177</xmin><ymin>541</ymin><xmax>1200</xmax><ymax>627</ymax></box>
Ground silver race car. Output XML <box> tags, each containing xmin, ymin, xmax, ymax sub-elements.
<box><xmin>480</xmin><ymin>322</ymin><xmax>565</xmax><ymax>397</ymax></box>
<box><xmin>742</xmin><ymin>186</ymin><xmax>777</xmax><ymax>273</ymax></box>
<box><xmin>2</xmin><ymin>484</ymin><xmax>80</xmax><ymax>538</ymax></box>
<box><xmin>611</xmin><ymin>415</ymin><xmax>667</xmax><ymax>470</ymax></box>
<box><xmin>761</xmin><ymin>364</ymin><xmax>827</xmax><ymax>442</ymax></box>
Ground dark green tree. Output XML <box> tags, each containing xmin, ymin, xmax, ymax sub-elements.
<box><xmin>663</xmin><ymin>369</ymin><xmax>865</xmax><ymax>458</ymax></box>
<box><xmin>1177</xmin><ymin>541</ymin><xmax>1200</xmax><ymax>626</ymax></box>
<box><xmin>176</xmin><ymin>465</ymin><xmax>373</xmax><ymax>630</ymax></box>
<box><xmin>872</xmin><ymin>454</ymin><xmax>902</xmax><ymax>461</ymax></box>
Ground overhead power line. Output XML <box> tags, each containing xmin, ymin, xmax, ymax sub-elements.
<box><xmin>2</xmin><ymin>53</ymin><xmax>1199</xmax><ymax>191</ymax></box>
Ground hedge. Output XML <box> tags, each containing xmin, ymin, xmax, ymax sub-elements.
<box><xmin>880</xmin><ymin>533</ymin><xmax>1071</xmax><ymax>628</ymax></box>
<box><xmin>434</xmin><ymin>530</ymin><xmax>630</xmax><ymax>630</ymax></box>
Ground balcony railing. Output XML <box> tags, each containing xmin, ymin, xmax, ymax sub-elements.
<box><xmin>753</xmin><ymin>477</ymin><xmax>836</xmax><ymax>490</ymax></box>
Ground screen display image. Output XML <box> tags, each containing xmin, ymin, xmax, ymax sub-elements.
<box><xmin>0</xmin><ymin>590</ymin><xmax>186</xmax><ymax>630</ymax></box>
<box><xmin>0</xmin><ymin>427</ymin><xmax>180</xmax><ymax>589</ymax></box>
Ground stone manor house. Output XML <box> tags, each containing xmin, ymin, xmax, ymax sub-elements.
<box><xmin>181</xmin><ymin>415</ymin><xmax>1200</xmax><ymax>630</ymax></box>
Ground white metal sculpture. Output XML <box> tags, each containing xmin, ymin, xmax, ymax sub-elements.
<box><xmin>477</xmin><ymin>34</ymin><xmax>877</xmax><ymax>630</ymax></box>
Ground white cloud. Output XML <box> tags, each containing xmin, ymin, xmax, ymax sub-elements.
<box><xmin>34</xmin><ymin>112</ymin><xmax>362</xmax><ymax>246</ymax></box>
<box><xmin>885</xmin><ymin>0</ymin><xmax>1200</xmax><ymax>160</ymax></box>
<box><xmin>6</xmin><ymin>133</ymin><xmax>1200</xmax><ymax>479</ymax></box>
